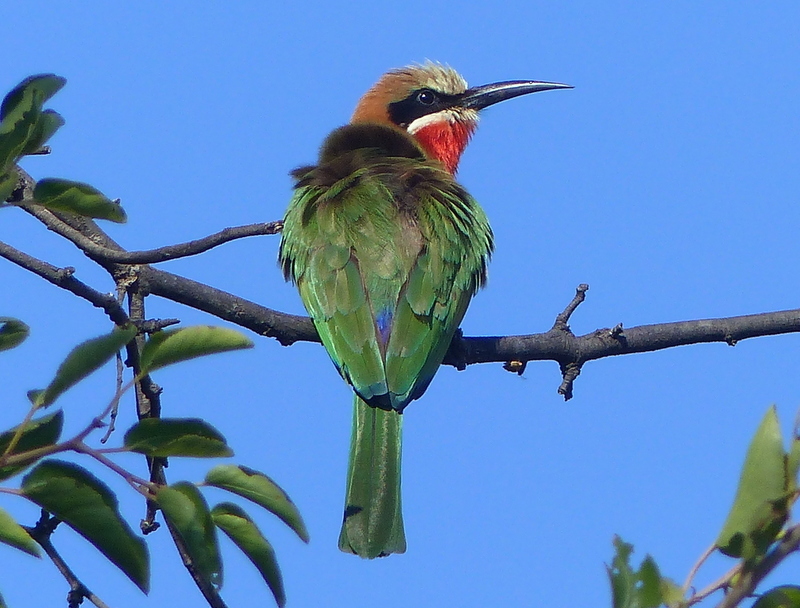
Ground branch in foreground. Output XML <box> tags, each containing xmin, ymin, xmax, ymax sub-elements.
<box><xmin>11</xmin><ymin>187</ymin><xmax>800</xmax><ymax>399</ymax></box>
<box><xmin>136</xmin><ymin>265</ymin><xmax>800</xmax><ymax>378</ymax></box>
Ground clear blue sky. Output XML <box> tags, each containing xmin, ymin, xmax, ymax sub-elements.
<box><xmin>2</xmin><ymin>2</ymin><xmax>799</xmax><ymax>607</ymax></box>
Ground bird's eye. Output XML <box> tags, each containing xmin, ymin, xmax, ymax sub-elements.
<box><xmin>416</xmin><ymin>90</ymin><xmax>436</xmax><ymax>105</ymax></box>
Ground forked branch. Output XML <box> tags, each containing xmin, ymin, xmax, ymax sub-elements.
<box><xmin>5</xmin><ymin>170</ymin><xmax>800</xmax><ymax>400</ymax></box>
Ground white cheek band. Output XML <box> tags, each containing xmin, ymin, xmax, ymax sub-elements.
<box><xmin>407</xmin><ymin>108</ymin><xmax>479</xmax><ymax>134</ymax></box>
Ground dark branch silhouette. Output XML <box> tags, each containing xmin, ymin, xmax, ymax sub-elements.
<box><xmin>5</xmin><ymin>168</ymin><xmax>800</xmax><ymax>401</ymax></box>
<box><xmin>6</xmin><ymin>158</ymin><xmax>800</xmax><ymax>608</ymax></box>
<box><xmin>25</xmin><ymin>511</ymin><xmax>111</xmax><ymax>608</ymax></box>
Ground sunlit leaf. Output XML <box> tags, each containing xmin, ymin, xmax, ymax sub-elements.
<box><xmin>0</xmin><ymin>410</ymin><xmax>64</xmax><ymax>481</ymax></box>
<box><xmin>637</xmin><ymin>556</ymin><xmax>663</xmax><ymax>608</ymax></box>
<box><xmin>753</xmin><ymin>585</ymin><xmax>800</xmax><ymax>608</ymax></box>
<box><xmin>0</xmin><ymin>85</ymin><xmax>39</xmax><ymax>170</ymax></box>
<box><xmin>34</xmin><ymin>325</ymin><xmax>136</xmax><ymax>408</ymax></box>
<box><xmin>139</xmin><ymin>326</ymin><xmax>253</xmax><ymax>375</ymax></box>
<box><xmin>0</xmin><ymin>75</ymin><xmax>64</xmax><ymax>168</ymax></box>
<box><xmin>0</xmin><ymin>74</ymin><xmax>66</xmax><ymax>121</ymax></box>
<box><xmin>205</xmin><ymin>465</ymin><xmax>308</xmax><ymax>543</ymax></box>
<box><xmin>0</xmin><ymin>317</ymin><xmax>29</xmax><ymax>352</ymax></box>
<box><xmin>24</xmin><ymin>109</ymin><xmax>65</xmax><ymax>154</ymax></box>
<box><xmin>33</xmin><ymin>178</ymin><xmax>126</xmax><ymax>223</ymax></box>
<box><xmin>124</xmin><ymin>418</ymin><xmax>233</xmax><ymax>458</ymax></box>
<box><xmin>608</xmin><ymin>537</ymin><xmax>635</xmax><ymax>608</ymax></box>
<box><xmin>0</xmin><ymin>505</ymin><xmax>39</xmax><ymax>557</ymax></box>
<box><xmin>787</xmin><ymin>421</ymin><xmax>800</xmax><ymax>493</ymax></box>
<box><xmin>156</xmin><ymin>482</ymin><xmax>222</xmax><ymax>589</ymax></box>
<box><xmin>212</xmin><ymin>502</ymin><xmax>285</xmax><ymax>607</ymax></box>
<box><xmin>21</xmin><ymin>460</ymin><xmax>149</xmax><ymax>592</ymax></box>
<box><xmin>607</xmin><ymin>536</ymin><xmax>678</xmax><ymax>608</ymax></box>
<box><xmin>716</xmin><ymin>406</ymin><xmax>789</xmax><ymax>560</ymax></box>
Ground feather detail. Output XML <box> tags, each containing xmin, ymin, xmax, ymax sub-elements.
<box><xmin>279</xmin><ymin>122</ymin><xmax>492</xmax><ymax>412</ymax></box>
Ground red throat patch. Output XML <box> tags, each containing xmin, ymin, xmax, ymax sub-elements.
<box><xmin>412</xmin><ymin>120</ymin><xmax>476</xmax><ymax>175</ymax></box>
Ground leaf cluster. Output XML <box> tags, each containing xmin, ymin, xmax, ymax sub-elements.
<box><xmin>611</xmin><ymin>406</ymin><xmax>800</xmax><ymax>608</ymax></box>
<box><xmin>0</xmin><ymin>319</ymin><xmax>304</xmax><ymax>607</ymax></box>
<box><xmin>0</xmin><ymin>74</ymin><xmax>65</xmax><ymax>203</ymax></box>
<box><xmin>1</xmin><ymin>74</ymin><xmax>123</xmax><ymax>221</ymax></box>
<box><xmin>0</xmin><ymin>73</ymin><xmax>309</xmax><ymax>607</ymax></box>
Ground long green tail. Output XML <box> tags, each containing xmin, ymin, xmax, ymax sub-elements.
<box><xmin>338</xmin><ymin>396</ymin><xmax>406</xmax><ymax>558</ymax></box>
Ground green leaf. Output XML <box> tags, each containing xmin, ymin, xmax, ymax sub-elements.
<box><xmin>24</xmin><ymin>109</ymin><xmax>65</xmax><ymax>154</ymax></box>
<box><xmin>205</xmin><ymin>465</ymin><xmax>308</xmax><ymax>543</ymax></box>
<box><xmin>34</xmin><ymin>325</ymin><xmax>137</xmax><ymax>408</ymax></box>
<box><xmin>123</xmin><ymin>418</ymin><xmax>233</xmax><ymax>458</ymax></box>
<box><xmin>0</xmin><ymin>410</ymin><xmax>64</xmax><ymax>481</ymax></box>
<box><xmin>212</xmin><ymin>502</ymin><xmax>285</xmax><ymax>607</ymax></box>
<box><xmin>21</xmin><ymin>460</ymin><xmax>149</xmax><ymax>592</ymax></box>
<box><xmin>0</xmin><ymin>317</ymin><xmax>29</xmax><ymax>351</ymax></box>
<box><xmin>0</xmin><ymin>169</ymin><xmax>18</xmax><ymax>203</ymax></box>
<box><xmin>0</xmin><ymin>74</ymin><xmax>66</xmax><ymax>121</ymax></box>
<box><xmin>637</xmin><ymin>556</ymin><xmax>663</xmax><ymax>608</ymax></box>
<box><xmin>0</xmin><ymin>505</ymin><xmax>39</xmax><ymax>556</ymax></box>
<box><xmin>139</xmin><ymin>326</ymin><xmax>254</xmax><ymax>375</ymax></box>
<box><xmin>0</xmin><ymin>75</ymin><xmax>65</xmax><ymax>169</ymax></box>
<box><xmin>608</xmin><ymin>537</ymin><xmax>636</xmax><ymax>608</ymax></box>
<box><xmin>787</xmin><ymin>419</ymin><xmax>800</xmax><ymax>493</ymax></box>
<box><xmin>33</xmin><ymin>178</ymin><xmax>126</xmax><ymax>223</ymax></box>
<box><xmin>716</xmin><ymin>406</ymin><xmax>789</xmax><ymax>560</ymax></box>
<box><xmin>607</xmin><ymin>536</ymin><xmax>678</xmax><ymax>608</ymax></box>
<box><xmin>660</xmin><ymin>577</ymin><xmax>685</xmax><ymax>607</ymax></box>
<box><xmin>156</xmin><ymin>482</ymin><xmax>222</xmax><ymax>589</ymax></box>
<box><xmin>753</xmin><ymin>586</ymin><xmax>800</xmax><ymax>608</ymax></box>
<box><xmin>0</xmin><ymin>84</ymin><xmax>40</xmax><ymax>171</ymax></box>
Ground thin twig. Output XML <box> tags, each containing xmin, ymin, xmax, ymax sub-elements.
<box><xmin>687</xmin><ymin>562</ymin><xmax>742</xmax><ymax>606</ymax></box>
<box><xmin>553</xmin><ymin>283</ymin><xmax>589</xmax><ymax>331</ymax></box>
<box><xmin>24</xmin><ymin>511</ymin><xmax>112</xmax><ymax>608</ymax></box>
<box><xmin>17</xmin><ymin>201</ymin><xmax>282</xmax><ymax>263</ymax></box>
<box><xmin>682</xmin><ymin>543</ymin><xmax>717</xmax><ymax>595</ymax></box>
<box><xmin>0</xmin><ymin>402</ymin><xmax>38</xmax><ymax>465</ymax></box>
<box><xmin>1</xmin><ymin>379</ymin><xmax>139</xmax><ymax>471</ymax></box>
<box><xmin>74</xmin><ymin>442</ymin><xmax>152</xmax><ymax>492</ymax></box>
<box><xmin>714</xmin><ymin>524</ymin><xmax>800</xmax><ymax>608</ymax></box>
<box><xmin>104</xmin><ymin>286</ymin><xmax>128</xmax><ymax>443</ymax></box>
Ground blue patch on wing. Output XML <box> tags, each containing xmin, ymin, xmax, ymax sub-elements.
<box><xmin>375</xmin><ymin>308</ymin><xmax>393</xmax><ymax>346</ymax></box>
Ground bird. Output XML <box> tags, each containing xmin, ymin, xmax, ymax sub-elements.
<box><xmin>279</xmin><ymin>62</ymin><xmax>570</xmax><ymax>558</ymax></box>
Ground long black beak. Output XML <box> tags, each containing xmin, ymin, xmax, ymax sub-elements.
<box><xmin>458</xmin><ymin>80</ymin><xmax>572</xmax><ymax>111</ymax></box>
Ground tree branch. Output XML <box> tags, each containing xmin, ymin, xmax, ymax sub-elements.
<box><xmin>9</xmin><ymin>169</ymin><xmax>800</xmax><ymax>400</ymax></box>
<box><xmin>715</xmin><ymin>523</ymin><xmax>800</xmax><ymax>608</ymax></box>
<box><xmin>16</xmin><ymin>203</ymin><xmax>282</xmax><ymax>264</ymax></box>
<box><xmin>0</xmin><ymin>239</ymin><xmax>129</xmax><ymax>326</ymax></box>
<box><xmin>25</xmin><ymin>511</ymin><xmax>111</xmax><ymax>608</ymax></box>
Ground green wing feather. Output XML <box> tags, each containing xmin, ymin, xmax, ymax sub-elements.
<box><xmin>281</xmin><ymin>158</ymin><xmax>492</xmax><ymax>410</ymax></box>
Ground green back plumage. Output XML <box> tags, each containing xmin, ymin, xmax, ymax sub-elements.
<box><xmin>279</xmin><ymin>123</ymin><xmax>493</xmax><ymax>412</ymax></box>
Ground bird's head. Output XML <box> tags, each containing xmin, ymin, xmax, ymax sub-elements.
<box><xmin>351</xmin><ymin>62</ymin><xmax>571</xmax><ymax>174</ymax></box>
